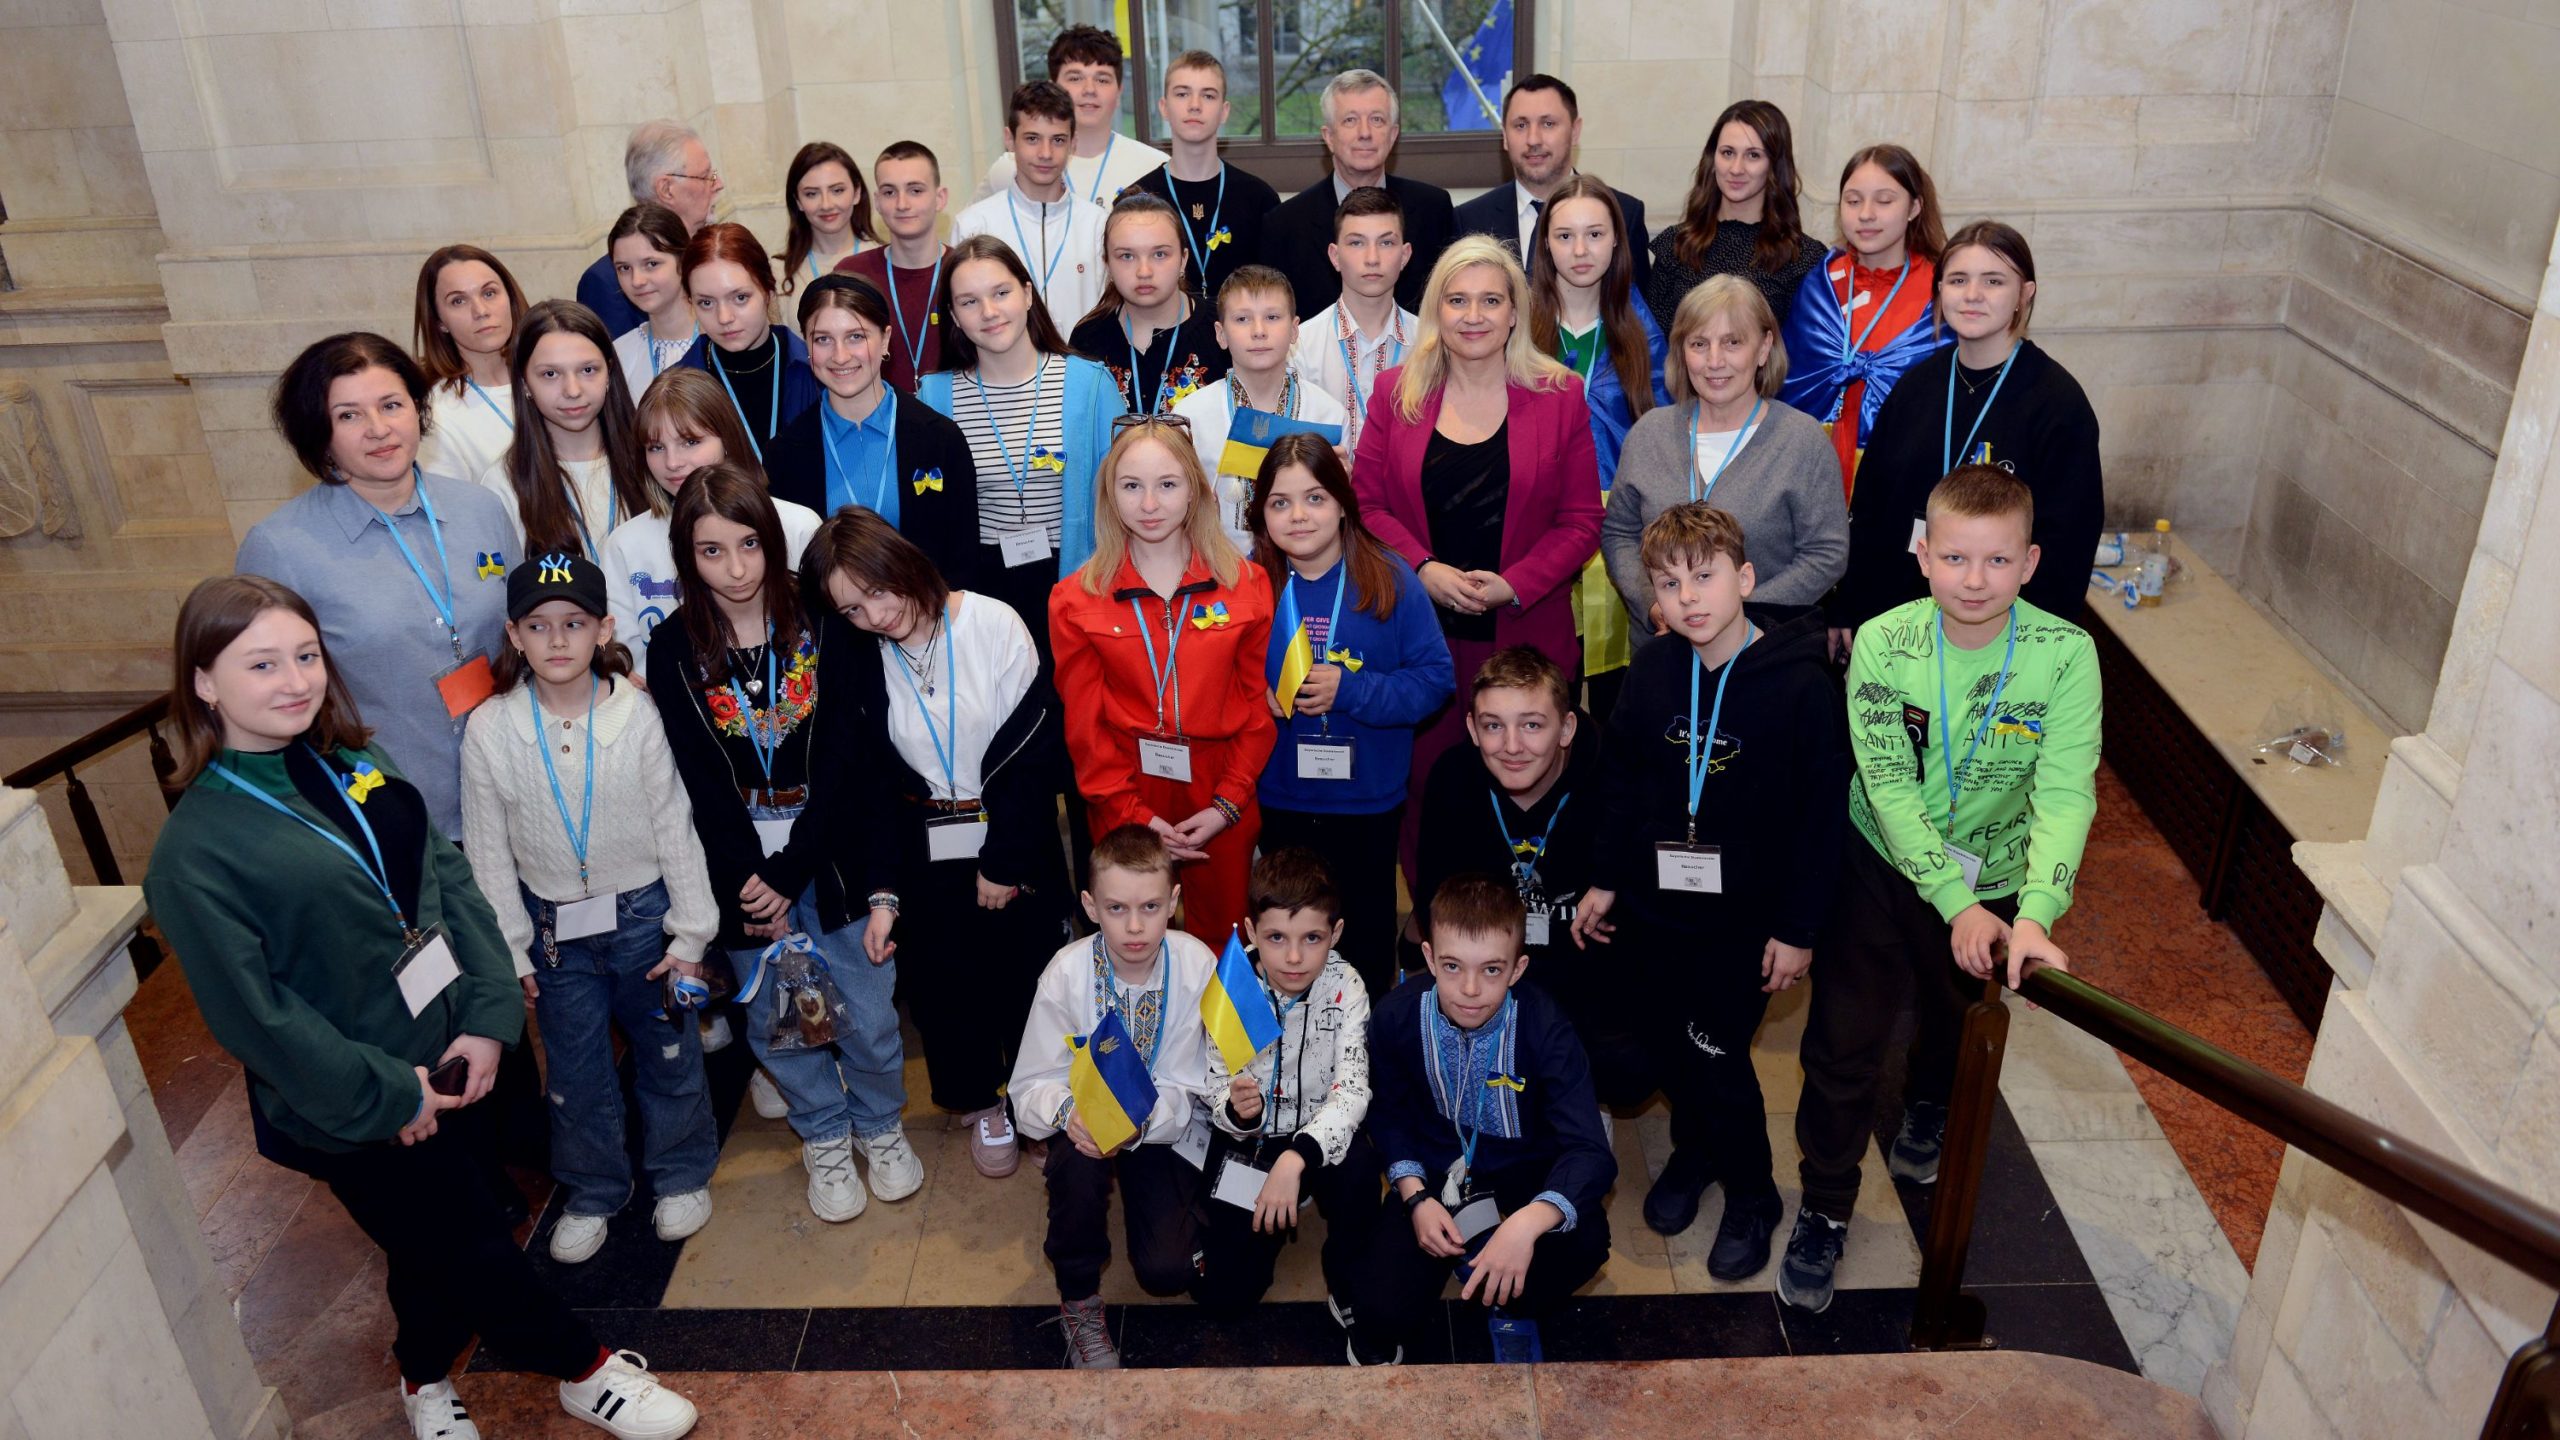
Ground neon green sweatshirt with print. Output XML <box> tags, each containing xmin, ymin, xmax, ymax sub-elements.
<box><xmin>1845</xmin><ymin>596</ymin><xmax>2102</xmax><ymax>929</ymax></box>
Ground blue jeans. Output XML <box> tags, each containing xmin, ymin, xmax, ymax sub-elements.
<box><xmin>725</xmin><ymin>861</ymin><xmax>906</xmax><ymax>1144</ymax></box>
<box><xmin>524</xmin><ymin>879</ymin><xmax>718</xmax><ymax>1216</ymax></box>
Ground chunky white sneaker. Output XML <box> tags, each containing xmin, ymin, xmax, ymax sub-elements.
<box><xmin>402</xmin><ymin>1378</ymin><xmax>482</xmax><ymax>1440</ymax></box>
<box><xmin>558</xmin><ymin>1350</ymin><xmax>698</xmax><ymax>1439</ymax></box>
<box><xmin>858</xmin><ymin>1127</ymin><xmax>924</xmax><ymax>1202</ymax></box>
<box><xmin>803</xmin><ymin>1133</ymin><xmax>867</xmax><ymax>1221</ymax></box>
<box><xmin>548</xmin><ymin>1213</ymin><xmax>609</xmax><ymax>1265</ymax></box>
<box><xmin>652</xmin><ymin>1188</ymin><xmax>712</xmax><ymax>1242</ymax></box>
<box><xmin>748</xmin><ymin>1068</ymin><xmax>788</xmax><ymax>1120</ymax></box>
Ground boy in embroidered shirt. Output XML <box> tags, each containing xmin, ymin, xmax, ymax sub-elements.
<box><xmin>1009</xmin><ymin>824</ymin><xmax>1217</xmax><ymax>1368</ymax></box>
<box><xmin>1350</xmin><ymin>873</ymin><xmax>1615</xmax><ymax>1365</ymax></box>
<box><xmin>1783</xmin><ymin>464</ymin><xmax>2098</xmax><ymax>1315</ymax></box>
<box><xmin>1196</xmin><ymin>849</ymin><xmax>1378</xmax><ymax>1323</ymax></box>
<box><xmin>1291</xmin><ymin>187</ymin><xmax>1420</xmax><ymax>454</ymax></box>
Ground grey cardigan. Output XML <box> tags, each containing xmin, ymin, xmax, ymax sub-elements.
<box><xmin>1602</xmin><ymin>396</ymin><xmax>1848</xmax><ymax>629</ymax></box>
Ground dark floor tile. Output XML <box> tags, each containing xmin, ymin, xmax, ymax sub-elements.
<box><xmin>1886</xmin><ymin>1102</ymin><xmax>2102</xmax><ymax>1289</ymax></box>
<box><xmin>1975</xmin><ymin>1282</ymin><xmax>2139</xmax><ymax>1374</ymax></box>
<box><xmin>1120</xmin><ymin>1301</ymin><xmax>1351</xmax><ymax>1368</ymax></box>
<box><xmin>1774</xmin><ymin>1285</ymin><xmax>1916</xmax><ymax>1356</ymax></box>
<box><xmin>523</xmin><ymin>1200</ymin><xmax>691</xmax><ymax>1310</ymax></box>
<box><xmin>1440</xmin><ymin>1293</ymin><xmax>1789</xmax><ymax>1365</ymax></box>
<box><xmin>796</xmin><ymin>1304</ymin><xmax>1067</xmax><ymax>1371</ymax></box>
<box><xmin>469</xmin><ymin>1307</ymin><xmax>810</xmax><ymax>1374</ymax></box>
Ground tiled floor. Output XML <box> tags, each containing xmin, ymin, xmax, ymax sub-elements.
<box><xmin>129</xmin><ymin>757</ymin><xmax>2311</xmax><ymax>1428</ymax></box>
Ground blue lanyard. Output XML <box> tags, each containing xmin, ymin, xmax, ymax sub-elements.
<box><xmin>562</xmin><ymin>472</ymin><xmax>616</xmax><ymax>562</ymax></box>
<box><xmin>727</xmin><ymin>621</ymin><xmax>782</xmax><ymax>783</ymax></box>
<box><xmin>970</xmin><ymin>357</ymin><xmax>1049</xmax><ymax>513</ymax></box>
<box><xmin>1488</xmin><ymin>788</ymin><xmax>1569</xmax><ymax>867</ymax></box>
<box><xmin>1121</xmin><ymin>304</ymin><xmax>1187</xmax><ymax>415</ymax></box>
<box><xmin>1934</xmin><ymin>608</ymin><xmax>2018</xmax><ymax>834</ymax></box>
<box><xmin>1836</xmin><ymin>256</ymin><xmax>1913</xmax><ymax>364</ymax></box>
<box><xmin>808</xmin><ymin>240</ymin><xmax>859</xmax><ymax>285</ymax></box>
<box><xmin>1083</xmin><ymin>133</ymin><xmax>1117</xmax><ymax>205</ymax></box>
<box><xmin>821</xmin><ymin>390</ymin><xmax>899</xmax><ymax>515</ymax></box>
<box><xmin>1687</xmin><ymin>396</ymin><xmax>1764</xmax><ymax>504</ymax></box>
<box><xmin>1177</xmin><ymin>164</ymin><xmax>1228</xmax><ymax>281</ymax></box>
<box><xmin>207</xmin><ymin>749</ymin><xmax>412</xmax><ymax>938</ymax></box>
<box><xmin>1006</xmin><ymin>191</ymin><xmax>1069</xmax><ymax>295</ymax></box>
<box><xmin>376</xmin><ymin>468</ymin><xmax>466</xmax><ymax>663</ymax></box>
<box><xmin>1942</xmin><ymin>341</ymin><xmax>2020</xmax><ymax>474</ymax></box>
<box><xmin>1684</xmin><ymin>624</ymin><xmax>1756</xmax><ymax>842</ymax></box>
<box><xmin>531</xmin><ymin>674</ymin><xmax>597</xmax><ymax>888</ymax></box>
<box><xmin>1131</xmin><ymin>593</ymin><xmax>1189</xmax><ymax>733</ymax></box>
<box><xmin>708</xmin><ymin>334</ymin><xmax>781</xmax><ymax>462</ymax></box>
<box><xmin>888</xmin><ymin>253</ymin><xmax>943</xmax><ymax>378</ymax></box>
<box><xmin>1442</xmin><ymin>996</ymin><xmax>1513</xmax><ymax>1168</ymax></box>
<box><xmin>888</xmin><ymin>604</ymin><xmax>959</xmax><ymax>797</ymax></box>
<box><xmin>467</xmin><ymin>379</ymin><xmax>515</xmax><ymax>430</ymax></box>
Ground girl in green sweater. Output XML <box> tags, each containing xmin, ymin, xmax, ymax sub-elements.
<box><xmin>145</xmin><ymin>574</ymin><xmax>700</xmax><ymax>1440</ymax></box>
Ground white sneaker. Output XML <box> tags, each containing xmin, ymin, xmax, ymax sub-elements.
<box><xmin>748</xmin><ymin>1068</ymin><xmax>788</xmax><ymax>1120</ymax></box>
<box><xmin>548</xmin><ymin>1213</ymin><xmax>609</xmax><ymax>1265</ymax></box>
<box><xmin>558</xmin><ymin>1350</ymin><xmax>697</xmax><ymax>1439</ymax></box>
<box><xmin>698</xmin><ymin>1012</ymin><xmax>732</xmax><ymax>1054</ymax></box>
<box><xmin>652</xmin><ymin>1188</ymin><xmax>712</xmax><ymax>1242</ymax></box>
<box><xmin>402</xmin><ymin>1378</ymin><xmax>482</xmax><ymax>1440</ymax></box>
<box><xmin>858</xmin><ymin>1127</ymin><xmax>924</xmax><ymax>1202</ymax></box>
<box><xmin>803</xmin><ymin>1133</ymin><xmax>867</xmax><ymax>1221</ymax></box>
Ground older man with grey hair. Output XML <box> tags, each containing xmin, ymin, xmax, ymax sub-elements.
<box><xmin>1258</xmin><ymin>68</ymin><xmax>1454</xmax><ymax>318</ymax></box>
<box><xmin>576</xmin><ymin>119</ymin><xmax>724</xmax><ymax>334</ymax></box>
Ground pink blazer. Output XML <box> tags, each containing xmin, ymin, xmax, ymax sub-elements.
<box><xmin>1349</xmin><ymin>366</ymin><xmax>1604</xmax><ymax>669</ymax></box>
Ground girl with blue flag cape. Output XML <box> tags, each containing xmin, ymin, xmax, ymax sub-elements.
<box><xmin>1775</xmin><ymin>144</ymin><xmax>1951</xmax><ymax>500</ymax></box>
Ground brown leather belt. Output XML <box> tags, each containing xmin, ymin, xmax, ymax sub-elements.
<box><xmin>916</xmin><ymin>796</ymin><xmax>985</xmax><ymax>814</ymax></box>
<box><xmin>741</xmin><ymin>784</ymin><xmax>808</xmax><ymax>808</ymax></box>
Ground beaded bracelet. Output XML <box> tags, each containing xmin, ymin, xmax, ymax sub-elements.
<box><xmin>867</xmin><ymin>890</ymin><xmax>901</xmax><ymax>914</ymax></box>
<box><xmin>1210</xmin><ymin>794</ymin><xmax>1241</xmax><ymax>826</ymax></box>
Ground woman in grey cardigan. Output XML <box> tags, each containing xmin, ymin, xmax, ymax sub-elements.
<box><xmin>1602</xmin><ymin>275</ymin><xmax>1847</xmax><ymax>637</ymax></box>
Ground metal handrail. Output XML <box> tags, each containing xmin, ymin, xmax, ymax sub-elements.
<box><xmin>1914</xmin><ymin>961</ymin><xmax>2560</xmax><ymax>1438</ymax></box>
<box><xmin>3</xmin><ymin>694</ymin><xmax>175</xmax><ymax>975</ymax></box>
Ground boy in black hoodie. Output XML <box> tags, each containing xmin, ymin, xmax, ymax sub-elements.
<box><xmin>1573</xmin><ymin>503</ymin><xmax>1849</xmax><ymax>1278</ymax></box>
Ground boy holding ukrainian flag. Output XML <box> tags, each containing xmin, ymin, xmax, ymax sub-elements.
<box><xmin>1171</xmin><ymin>264</ymin><xmax>1348</xmax><ymax>554</ymax></box>
<box><xmin>1194</xmin><ymin>849</ymin><xmax>1381</xmax><ymax>1326</ymax></box>
<box><xmin>1008</xmin><ymin>825</ymin><xmax>1218</xmax><ymax>1369</ymax></box>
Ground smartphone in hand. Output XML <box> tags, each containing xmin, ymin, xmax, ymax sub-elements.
<box><xmin>427</xmin><ymin>1054</ymin><xmax>470</xmax><ymax>1097</ymax></box>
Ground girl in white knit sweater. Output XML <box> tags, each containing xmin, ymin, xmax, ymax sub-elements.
<box><xmin>460</xmin><ymin>551</ymin><xmax>723</xmax><ymax>1266</ymax></box>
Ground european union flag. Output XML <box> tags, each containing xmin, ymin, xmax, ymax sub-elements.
<box><xmin>1067</xmin><ymin>1010</ymin><xmax>1158</xmax><ymax>1155</ymax></box>
<box><xmin>1200</xmin><ymin>927</ymin><xmax>1284</xmax><ymax>1073</ymax></box>
<box><xmin>1437</xmin><ymin>0</ymin><xmax>1513</xmax><ymax>132</ymax></box>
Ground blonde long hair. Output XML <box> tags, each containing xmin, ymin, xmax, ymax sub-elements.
<box><xmin>1076</xmin><ymin>419</ymin><xmax>1243</xmax><ymax>594</ymax></box>
<box><xmin>1392</xmin><ymin>235</ymin><xmax>1573</xmax><ymax>423</ymax></box>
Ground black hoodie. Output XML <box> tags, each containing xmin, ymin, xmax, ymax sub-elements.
<box><xmin>1415</xmin><ymin>713</ymin><xmax>1603</xmax><ymax>971</ymax></box>
<box><xmin>1592</xmin><ymin>607</ymin><xmax>1849</xmax><ymax>945</ymax></box>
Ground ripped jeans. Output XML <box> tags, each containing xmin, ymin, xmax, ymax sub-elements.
<box><xmin>524</xmin><ymin>879</ymin><xmax>719</xmax><ymax>1216</ymax></box>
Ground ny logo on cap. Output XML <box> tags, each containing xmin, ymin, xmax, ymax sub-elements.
<box><xmin>537</xmin><ymin>552</ymin><xmax>575</xmax><ymax>583</ymax></box>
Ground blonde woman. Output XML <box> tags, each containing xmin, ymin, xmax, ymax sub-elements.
<box><xmin>1049</xmin><ymin>417</ymin><xmax>1276</xmax><ymax>943</ymax></box>
<box><xmin>1347</xmin><ymin>235</ymin><xmax>1603</xmax><ymax>863</ymax></box>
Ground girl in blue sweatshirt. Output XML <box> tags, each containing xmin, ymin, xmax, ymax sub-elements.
<box><xmin>1249</xmin><ymin>432</ymin><xmax>1455</xmax><ymax>995</ymax></box>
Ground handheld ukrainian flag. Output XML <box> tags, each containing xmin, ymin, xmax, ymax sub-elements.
<box><xmin>1201</xmin><ymin>927</ymin><xmax>1284</xmax><ymax>1073</ymax></box>
<box><xmin>1218</xmin><ymin>405</ymin><xmax>1346</xmax><ymax>480</ymax></box>
<box><xmin>1067</xmin><ymin>1010</ymin><xmax>1157</xmax><ymax>1155</ymax></box>
<box><xmin>1273</xmin><ymin>580</ymin><xmax>1316</xmax><ymax>717</ymax></box>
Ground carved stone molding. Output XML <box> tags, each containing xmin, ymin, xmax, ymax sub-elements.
<box><xmin>0</xmin><ymin>379</ymin><xmax>81</xmax><ymax>542</ymax></box>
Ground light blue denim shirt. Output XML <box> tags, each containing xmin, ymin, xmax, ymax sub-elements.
<box><xmin>235</xmin><ymin>473</ymin><xmax>514</xmax><ymax>838</ymax></box>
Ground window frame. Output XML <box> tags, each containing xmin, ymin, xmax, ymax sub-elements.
<box><xmin>991</xmin><ymin>0</ymin><xmax>1534</xmax><ymax>192</ymax></box>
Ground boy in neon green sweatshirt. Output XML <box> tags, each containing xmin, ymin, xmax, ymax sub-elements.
<box><xmin>1780</xmin><ymin>465</ymin><xmax>2100</xmax><ymax>1314</ymax></box>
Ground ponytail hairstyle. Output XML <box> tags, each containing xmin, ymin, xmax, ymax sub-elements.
<box><xmin>1077</xmin><ymin>190</ymin><xmax>1190</xmax><ymax>330</ymax></box>
<box><xmin>1835</xmin><ymin>143</ymin><xmax>1946</xmax><ymax>266</ymax></box>
<box><xmin>1245</xmin><ymin>431</ymin><xmax>1402</xmax><ymax>620</ymax></box>
<box><xmin>411</xmin><ymin>243</ymin><xmax>527</xmax><ymax>392</ymax></box>
<box><xmin>1671</xmin><ymin>100</ymin><xmax>1809</xmax><ymax>277</ymax></box>
<box><xmin>670</xmin><ymin>460</ymin><xmax>805</xmax><ymax>682</ymax></box>
<box><xmin>933</xmin><ymin>235</ymin><xmax>1071</xmax><ymax>374</ymax></box>
<box><xmin>166</xmin><ymin>575</ymin><xmax>371</xmax><ymax>787</ymax></box>
<box><xmin>502</xmin><ymin>300</ymin><xmax>658</xmax><ymax>559</ymax></box>
<box><xmin>779</xmin><ymin>141</ymin><xmax>880</xmax><ymax>295</ymax></box>
<box><xmin>1527</xmin><ymin>173</ymin><xmax>1656</xmax><ymax>421</ymax></box>
<box><xmin>633</xmin><ymin>368</ymin><xmax>762</xmax><ymax>512</ymax></box>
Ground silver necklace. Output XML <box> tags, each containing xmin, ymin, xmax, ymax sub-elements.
<box><xmin>889</xmin><ymin>620</ymin><xmax>941</xmax><ymax>696</ymax></box>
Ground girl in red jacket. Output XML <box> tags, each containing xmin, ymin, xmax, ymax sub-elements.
<box><xmin>1050</xmin><ymin>416</ymin><xmax>1276</xmax><ymax>942</ymax></box>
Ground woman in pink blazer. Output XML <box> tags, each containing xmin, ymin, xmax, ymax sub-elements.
<box><xmin>1350</xmin><ymin>235</ymin><xmax>1605</xmax><ymax>874</ymax></box>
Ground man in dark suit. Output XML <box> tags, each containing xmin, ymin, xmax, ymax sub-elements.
<box><xmin>575</xmin><ymin>121</ymin><xmax>721</xmax><ymax>336</ymax></box>
<box><xmin>1451</xmin><ymin>75</ymin><xmax>1649</xmax><ymax>296</ymax></box>
<box><xmin>1259</xmin><ymin>68</ymin><xmax>1455</xmax><ymax>318</ymax></box>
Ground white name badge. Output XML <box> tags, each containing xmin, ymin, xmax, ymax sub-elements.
<box><xmin>998</xmin><ymin>527</ymin><xmax>1052</xmax><ymax>568</ymax></box>
<box><xmin>1524</xmin><ymin>910</ymin><xmax>1552</xmax><ymax>948</ymax></box>
<box><xmin>1295</xmin><ymin>739</ymin><xmax>1355</xmax><ymax>780</ymax></box>
<box><xmin>1656</xmin><ymin>841</ymin><xmax>1725</xmax><ymax>894</ymax></box>
<box><xmin>553</xmin><ymin>892</ymin><xmax>617</xmax><ymax>942</ymax></box>
<box><xmin>1452</xmin><ymin>1193</ymin><xmax>1503</xmax><ymax>1242</ymax></box>
<box><xmin>753</xmin><ymin>816</ymin><xmax>795</xmax><ymax>856</ymax></box>
<box><xmin>393</xmin><ymin>926</ymin><xmax>461</xmax><ymax>1018</ymax></box>
<box><xmin>1212</xmin><ymin>1155</ymin><xmax>1269</xmax><ymax>1209</ymax></box>
<box><xmin>1171</xmin><ymin>1116</ymin><xmax>1211</xmax><ymax>1169</ymax></box>
<box><xmin>1138</xmin><ymin>735</ymin><xmax>1194</xmax><ymax>782</ymax></box>
<box><xmin>1908</xmin><ymin>517</ymin><xmax>1929</xmax><ymax>556</ymax></box>
<box><xmin>926</xmin><ymin>811</ymin><xmax>990</xmax><ymax>862</ymax></box>
<box><xmin>1946</xmin><ymin>842</ymin><xmax>1986</xmax><ymax>890</ymax></box>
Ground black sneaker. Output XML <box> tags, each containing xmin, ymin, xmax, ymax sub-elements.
<box><xmin>1642</xmin><ymin>1152</ymin><xmax>1713</xmax><ymax>1236</ymax></box>
<box><xmin>1776</xmin><ymin>1209</ymin><xmax>1848</xmax><ymax>1313</ymax></box>
<box><xmin>1705</xmin><ymin>1190</ymin><xmax>1783</xmax><ymax>1281</ymax></box>
<box><xmin>1889</xmin><ymin>1101</ymin><xmax>1949</xmax><ymax>1183</ymax></box>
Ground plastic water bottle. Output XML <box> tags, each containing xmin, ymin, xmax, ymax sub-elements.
<box><xmin>2137</xmin><ymin>518</ymin><xmax>2170</xmax><ymax>607</ymax></box>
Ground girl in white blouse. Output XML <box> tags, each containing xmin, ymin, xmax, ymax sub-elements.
<box><xmin>458</xmin><ymin>552</ymin><xmax>721</xmax><ymax>1264</ymax></box>
<box><xmin>412</xmin><ymin>244</ymin><xmax>526</xmax><ymax>489</ymax></box>
<box><xmin>806</xmin><ymin>507</ymin><xmax>1071</xmax><ymax>1181</ymax></box>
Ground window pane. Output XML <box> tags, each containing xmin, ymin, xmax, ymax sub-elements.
<box><xmin>1271</xmin><ymin>0</ymin><xmax>1387</xmax><ymax>138</ymax></box>
<box><xmin>1400</xmin><ymin>0</ymin><xmax>1512</xmax><ymax>137</ymax></box>
<box><xmin>1146</xmin><ymin>0</ymin><xmax>1263</xmax><ymax>139</ymax></box>
<box><xmin>1010</xmin><ymin>0</ymin><xmax>1141</xmax><ymax>135</ymax></box>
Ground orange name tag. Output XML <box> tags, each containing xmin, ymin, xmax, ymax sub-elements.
<box><xmin>435</xmin><ymin>652</ymin><xmax>497</xmax><ymax>717</ymax></box>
